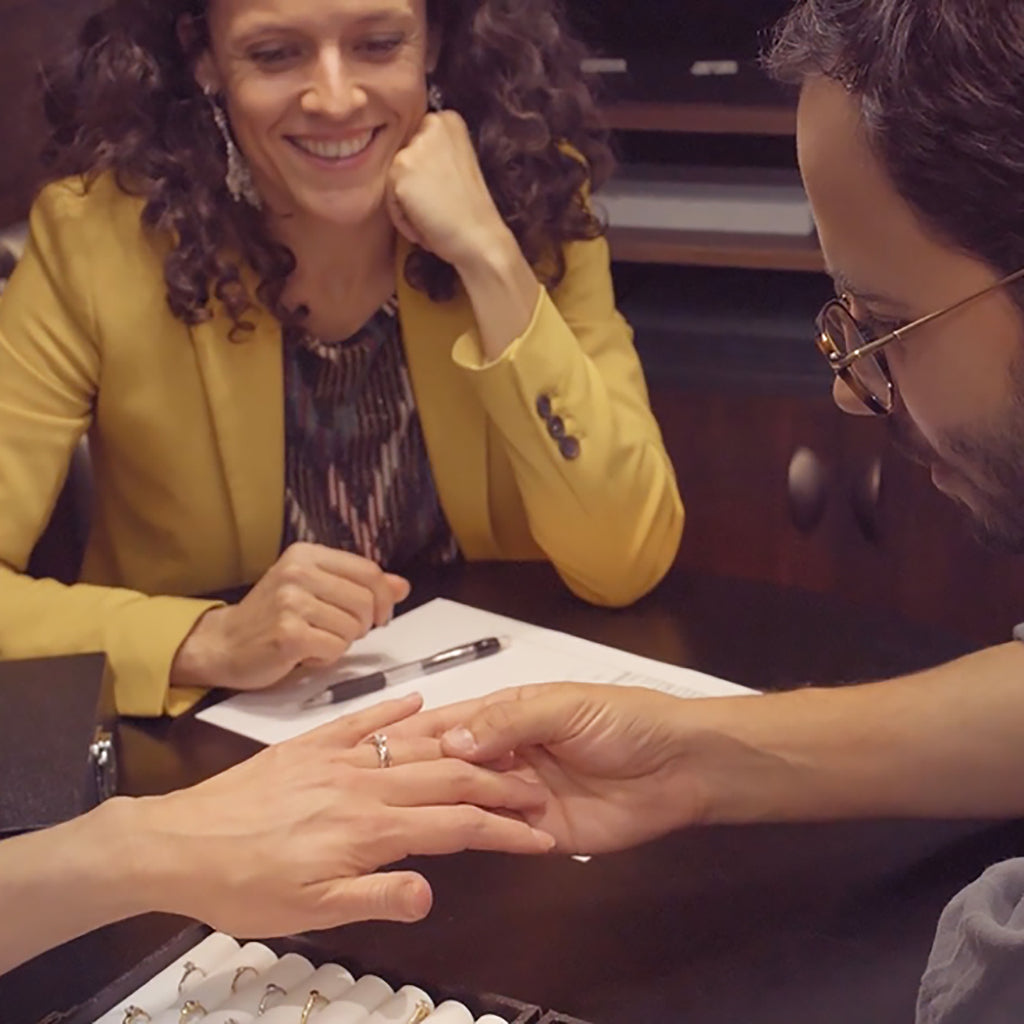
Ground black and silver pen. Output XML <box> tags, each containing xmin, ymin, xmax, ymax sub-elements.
<box><xmin>300</xmin><ymin>636</ymin><xmax>508</xmax><ymax>709</ymax></box>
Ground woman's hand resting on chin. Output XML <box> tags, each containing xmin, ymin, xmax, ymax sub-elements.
<box><xmin>385</xmin><ymin>110</ymin><xmax>542</xmax><ymax>360</ymax></box>
<box><xmin>386</xmin><ymin>110</ymin><xmax>513</xmax><ymax>270</ymax></box>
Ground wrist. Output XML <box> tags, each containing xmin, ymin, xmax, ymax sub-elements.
<box><xmin>686</xmin><ymin>685</ymin><xmax>917</xmax><ymax>826</ymax></box>
<box><xmin>117</xmin><ymin>792</ymin><xmax>197</xmax><ymax>918</ymax></box>
<box><xmin>450</xmin><ymin>224</ymin><xmax>521</xmax><ymax>281</ymax></box>
<box><xmin>170</xmin><ymin>606</ymin><xmax>229</xmax><ymax>690</ymax></box>
<box><xmin>671</xmin><ymin>691</ymin><xmax>838</xmax><ymax>827</ymax></box>
<box><xmin>69</xmin><ymin>797</ymin><xmax>157</xmax><ymax>921</ymax></box>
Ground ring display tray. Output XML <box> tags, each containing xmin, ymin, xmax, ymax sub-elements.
<box><xmin>48</xmin><ymin>924</ymin><xmax>597</xmax><ymax>1024</ymax></box>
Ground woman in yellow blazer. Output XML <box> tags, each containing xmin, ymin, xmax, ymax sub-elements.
<box><xmin>0</xmin><ymin>0</ymin><xmax>682</xmax><ymax>717</ymax></box>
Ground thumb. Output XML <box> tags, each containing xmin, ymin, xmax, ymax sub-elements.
<box><xmin>385</xmin><ymin>573</ymin><xmax>412</xmax><ymax>602</ymax></box>
<box><xmin>324</xmin><ymin>871</ymin><xmax>433</xmax><ymax>925</ymax></box>
<box><xmin>441</xmin><ymin>689</ymin><xmax>585</xmax><ymax>763</ymax></box>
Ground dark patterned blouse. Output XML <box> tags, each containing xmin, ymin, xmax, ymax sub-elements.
<box><xmin>281</xmin><ymin>298</ymin><xmax>459</xmax><ymax>572</ymax></box>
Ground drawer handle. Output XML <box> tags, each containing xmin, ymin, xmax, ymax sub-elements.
<box><xmin>787</xmin><ymin>446</ymin><xmax>828</xmax><ymax>533</ymax></box>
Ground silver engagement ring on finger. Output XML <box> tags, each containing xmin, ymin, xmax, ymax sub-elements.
<box><xmin>368</xmin><ymin>732</ymin><xmax>392</xmax><ymax>769</ymax></box>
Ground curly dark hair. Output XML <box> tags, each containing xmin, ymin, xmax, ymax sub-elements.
<box><xmin>766</xmin><ymin>0</ymin><xmax>1024</xmax><ymax>282</ymax></box>
<box><xmin>42</xmin><ymin>0</ymin><xmax>613</xmax><ymax>339</ymax></box>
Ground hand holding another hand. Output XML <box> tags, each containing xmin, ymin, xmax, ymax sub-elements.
<box><xmin>399</xmin><ymin>683</ymin><xmax>712</xmax><ymax>855</ymax></box>
<box><xmin>171</xmin><ymin>543</ymin><xmax>410</xmax><ymax>692</ymax></box>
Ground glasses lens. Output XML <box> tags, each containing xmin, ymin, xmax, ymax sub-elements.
<box><xmin>819</xmin><ymin>303</ymin><xmax>893</xmax><ymax>411</ymax></box>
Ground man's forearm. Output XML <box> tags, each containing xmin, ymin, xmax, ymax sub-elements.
<box><xmin>684</xmin><ymin>642</ymin><xmax>1024</xmax><ymax>825</ymax></box>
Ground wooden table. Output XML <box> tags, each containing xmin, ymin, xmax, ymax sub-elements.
<box><xmin>4</xmin><ymin>563</ymin><xmax>1020</xmax><ymax>1024</ymax></box>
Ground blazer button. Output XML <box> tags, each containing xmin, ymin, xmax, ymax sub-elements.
<box><xmin>547</xmin><ymin>415</ymin><xmax>566</xmax><ymax>440</ymax></box>
<box><xmin>536</xmin><ymin>394</ymin><xmax>553</xmax><ymax>419</ymax></box>
<box><xmin>558</xmin><ymin>436</ymin><xmax>581</xmax><ymax>460</ymax></box>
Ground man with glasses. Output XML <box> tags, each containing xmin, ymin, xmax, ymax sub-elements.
<box><xmin>412</xmin><ymin>1</ymin><xmax>1024</xmax><ymax>1020</ymax></box>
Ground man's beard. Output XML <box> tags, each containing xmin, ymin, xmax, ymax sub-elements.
<box><xmin>887</xmin><ymin>360</ymin><xmax>1024</xmax><ymax>553</ymax></box>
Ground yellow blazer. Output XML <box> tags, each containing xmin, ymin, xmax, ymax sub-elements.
<box><xmin>0</xmin><ymin>175</ymin><xmax>683</xmax><ymax>716</ymax></box>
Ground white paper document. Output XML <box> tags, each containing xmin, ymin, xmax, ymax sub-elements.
<box><xmin>196</xmin><ymin>598</ymin><xmax>757</xmax><ymax>745</ymax></box>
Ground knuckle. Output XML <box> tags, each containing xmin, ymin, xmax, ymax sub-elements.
<box><xmin>365</xmin><ymin>874</ymin><xmax>394</xmax><ymax>910</ymax></box>
<box><xmin>280</xmin><ymin>560</ymin><xmax>313</xmax><ymax>587</ymax></box>
<box><xmin>481</xmin><ymin>704</ymin><xmax>517</xmax><ymax>733</ymax></box>
<box><xmin>335</xmin><ymin>623</ymin><xmax>360</xmax><ymax>648</ymax></box>
<box><xmin>372</xmin><ymin>871</ymin><xmax>422</xmax><ymax>920</ymax></box>
<box><xmin>280</xmin><ymin>541</ymin><xmax>311</xmax><ymax>565</ymax></box>
<box><xmin>353</xmin><ymin>591</ymin><xmax>375</xmax><ymax>625</ymax></box>
<box><xmin>333</xmin><ymin>606</ymin><xmax>362</xmax><ymax>638</ymax></box>
<box><xmin>447</xmin><ymin>110</ymin><xmax>467</xmax><ymax>130</ymax></box>
<box><xmin>452</xmin><ymin>761</ymin><xmax>482</xmax><ymax>796</ymax></box>
<box><xmin>324</xmin><ymin>636</ymin><xmax>353</xmax><ymax>661</ymax></box>
<box><xmin>273</xmin><ymin>615</ymin><xmax>306</xmax><ymax>652</ymax></box>
<box><xmin>456</xmin><ymin>805</ymin><xmax>489</xmax><ymax>837</ymax></box>
<box><xmin>275</xmin><ymin>582</ymin><xmax>306</xmax><ymax>611</ymax></box>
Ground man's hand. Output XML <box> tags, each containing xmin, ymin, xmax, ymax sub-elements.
<box><xmin>401</xmin><ymin>683</ymin><xmax>711</xmax><ymax>854</ymax></box>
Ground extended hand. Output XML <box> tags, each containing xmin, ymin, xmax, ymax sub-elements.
<box><xmin>170</xmin><ymin>543</ymin><xmax>410</xmax><ymax>692</ymax></box>
<box><xmin>123</xmin><ymin>696</ymin><xmax>553</xmax><ymax>936</ymax></box>
<box><xmin>408</xmin><ymin>683</ymin><xmax>708</xmax><ymax>854</ymax></box>
<box><xmin>386</xmin><ymin>111</ymin><xmax>512</xmax><ymax>270</ymax></box>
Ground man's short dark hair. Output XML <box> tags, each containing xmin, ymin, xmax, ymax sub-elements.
<box><xmin>767</xmin><ymin>0</ymin><xmax>1024</xmax><ymax>279</ymax></box>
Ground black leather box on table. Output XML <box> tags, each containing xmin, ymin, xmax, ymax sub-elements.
<box><xmin>0</xmin><ymin>652</ymin><xmax>116</xmax><ymax>836</ymax></box>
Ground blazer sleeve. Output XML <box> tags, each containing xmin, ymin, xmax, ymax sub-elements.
<box><xmin>0</xmin><ymin>184</ymin><xmax>218</xmax><ymax>717</ymax></box>
<box><xmin>451</xmin><ymin>233</ymin><xmax>684</xmax><ymax>606</ymax></box>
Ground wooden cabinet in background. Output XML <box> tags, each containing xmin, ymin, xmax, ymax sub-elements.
<box><xmin>602</xmin><ymin>95</ymin><xmax>823</xmax><ymax>274</ymax></box>
<box><xmin>651</xmin><ymin>383</ymin><xmax>1024</xmax><ymax>649</ymax></box>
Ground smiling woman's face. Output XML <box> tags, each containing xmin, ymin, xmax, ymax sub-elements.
<box><xmin>797</xmin><ymin>75</ymin><xmax>1024</xmax><ymax>550</ymax></box>
<box><xmin>200</xmin><ymin>0</ymin><xmax>433</xmax><ymax>227</ymax></box>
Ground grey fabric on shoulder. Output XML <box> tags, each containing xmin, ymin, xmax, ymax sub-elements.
<box><xmin>917</xmin><ymin>858</ymin><xmax>1024</xmax><ymax>1023</ymax></box>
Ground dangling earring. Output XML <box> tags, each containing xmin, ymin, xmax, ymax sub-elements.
<box><xmin>204</xmin><ymin>86</ymin><xmax>262</xmax><ymax>209</ymax></box>
<box><xmin>427</xmin><ymin>80</ymin><xmax>445</xmax><ymax>112</ymax></box>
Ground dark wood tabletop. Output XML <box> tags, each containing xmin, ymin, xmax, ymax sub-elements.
<box><xmin>4</xmin><ymin>562</ymin><xmax>1021</xmax><ymax>1024</ymax></box>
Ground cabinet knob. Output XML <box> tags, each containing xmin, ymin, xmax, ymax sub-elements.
<box><xmin>851</xmin><ymin>456</ymin><xmax>884</xmax><ymax>544</ymax></box>
<box><xmin>787</xmin><ymin>446</ymin><xmax>828</xmax><ymax>533</ymax></box>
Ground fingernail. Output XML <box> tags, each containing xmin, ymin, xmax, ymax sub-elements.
<box><xmin>443</xmin><ymin>726</ymin><xmax>477</xmax><ymax>756</ymax></box>
<box><xmin>400</xmin><ymin>877</ymin><xmax>432</xmax><ymax>920</ymax></box>
<box><xmin>533</xmin><ymin>829</ymin><xmax>556</xmax><ymax>851</ymax></box>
